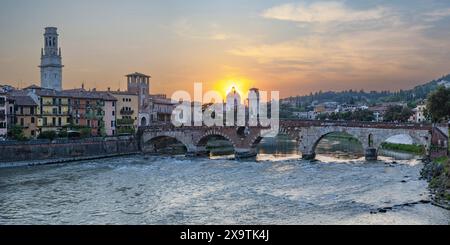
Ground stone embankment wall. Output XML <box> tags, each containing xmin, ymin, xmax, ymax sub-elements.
<box><xmin>0</xmin><ymin>136</ymin><xmax>139</xmax><ymax>167</ymax></box>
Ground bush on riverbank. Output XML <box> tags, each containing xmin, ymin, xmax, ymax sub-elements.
<box><xmin>421</xmin><ymin>157</ymin><xmax>450</xmax><ymax>206</ymax></box>
<box><xmin>381</xmin><ymin>143</ymin><xmax>425</xmax><ymax>155</ymax></box>
<box><xmin>38</xmin><ymin>131</ymin><xmax>58</xmax><ymax>140</ymax></box>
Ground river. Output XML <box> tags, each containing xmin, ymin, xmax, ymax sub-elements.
<box><xmin>0</xmin><ymin>135</ymin><xmax>448</xmax><ymax>225</ymax></box>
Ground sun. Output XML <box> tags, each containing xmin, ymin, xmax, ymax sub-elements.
<box><xmin>214</xmin><ymin>77</ymin><xmax>252</xmax><ymax>99</ymax></box>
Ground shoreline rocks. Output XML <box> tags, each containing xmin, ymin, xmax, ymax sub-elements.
<box><xmin>420</xmin><ymin>158</ymin><xmax>450</xmax><ymax>210</ymax></box>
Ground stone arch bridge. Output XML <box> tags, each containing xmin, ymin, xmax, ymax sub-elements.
<box><xmin>138</xmin><ymin>120</ymin><xmax>447</xmax><ymax>161</ymax></box>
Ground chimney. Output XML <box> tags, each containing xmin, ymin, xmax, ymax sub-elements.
<box><xmin>108</xmin><ymin>87</ymin><xmax>111</xmax><ymax>92</ymax></box>
<box><xmin>82</xmin><ymin>83</ymin><xmax>85</xmax><ymax>90</ymax></box>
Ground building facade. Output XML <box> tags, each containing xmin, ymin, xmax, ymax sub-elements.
<box><xmin>148</xmin><ymin>95</ymin><xmax>176</xmax><ymax>124</ymax></box>
<box><xmin>11</xmin><ymin>94</ymin><xmax>40</xmax><ymax>138</ymax></box>
<box><xmin>65</xmin><ymin>89</ymin><xmax>107</xmax><ymax>136</ymax></box>
<box><xmin>101</xmin><ymin>92</ymin><xmax>117</xmax><ymax>136</ymax></box>
<box><xmin>109</xmin><ymin>91</ymin><xmax>139</xmax><ymax>134</ymax></box>
<box><xmin>410</xmin><ymin>104</ymin><xmax>427</xmax><ymax>123</ymax></box>
<box><xmin>0</xmin><ymin>93</ymin><xmax>7</xmax><ymax>138</ymax></box>
<box><xmin>31</xmin><ymin>88</ymin><xmax>71</xmax><ymax>134</ymax></box>
<box><xmin>40</xmin><ymin>27</ymin><xmax>63</xmax><ymax>91</ymax></box>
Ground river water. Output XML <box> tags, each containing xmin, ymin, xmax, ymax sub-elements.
<box><xmin>0</xmin><ymin>136</ymin><xmax>449</xmax><ymax>225</ymax></box>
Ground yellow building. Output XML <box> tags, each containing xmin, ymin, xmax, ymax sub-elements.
<box><xmin>10</xmin><ymin>94</ymin><xmax>40</xmax><ymax>138</ymax></box>
<box><xmin>24</xmin><ymin>86</ymin><xmax>71</xmax><ymax>133</ymax></box>
<box><xmin>109</xmin><ymin>91</ymin><xmax>139</xmax><ymax>134</ymax></box>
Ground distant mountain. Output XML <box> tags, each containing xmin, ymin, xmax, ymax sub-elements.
<box><xmin>282</xmin><ymin>74</ymin><xmax>450</xmax><ymax>107</ymax></box>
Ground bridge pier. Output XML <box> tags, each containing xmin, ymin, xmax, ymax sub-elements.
<box><xmin>302</xmin><ymin>152</ymin><xmax>316</xmax><ymax>161</ymax></box>
<box><xmin>365</xmin><ymin>148</ymin><xmax>378</xmax><ymax>161</ymax></box>
<box><xmin>235</xmin><ymin>148</ymin><xmax>258</xmax><ymax>160</ymax></box>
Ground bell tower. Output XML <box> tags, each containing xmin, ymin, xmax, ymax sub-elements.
<box><xmin>40</xmin><ymin>27</ymin><xmax>63</xmax><ymax>91</ymax></box>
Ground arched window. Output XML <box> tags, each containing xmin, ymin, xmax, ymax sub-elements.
<box><xmin>141</xmin><ymin>117</ymin><xmax>147</xmax><ymax>126</ymax></box>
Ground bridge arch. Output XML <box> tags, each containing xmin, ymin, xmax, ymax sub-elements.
<box><xmin>252</xmin><ymin>125</ymin><xmax>301</xmax><ymax>151</ymax></box>
<box><xmin>299</xmin><ymin>127</ymin><xmax>368</xmax><ymax>160</ymax></box>
<box><xmin>370</xmin><ymin>130</ymin><xmax>430</xmax><ymax>150</ymax></box>
<box><xmin>194</xmin><ymin>130</ymin><xmax>239</xmax><ymax>157</ymax></box>
<box><xmin>195</xmin><ymin>130</ymin><xmax>238</xmax><ymax>148</ymax></box>
<box><xmin>376</xmin><ymin>131</ymin><xmax>430</xmax><ymax>157</ymax></box>
<box><xmin>141</xmin><ymin>131</ymin><xmax>196</xmax><ymax>153</ymax></box>
<box><xmin>314</xmin><ymin>132</ymin><xmax>364</xmax><ymax>156</ymax></box>
<box><xmin>256</xmin><ymin>129</ymin><xmax>300</xmax><ymax>157</ymax></box>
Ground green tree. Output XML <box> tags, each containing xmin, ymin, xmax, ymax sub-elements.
<box><xmin>80</xmin><ymin>128</ymin><xmax>92</xmax><ymax>138</ymax></box>
<box><xmin>384</xmin><ymin>105</ymin><xmax>413</xmax><ymax>122</ymax></box>
<box><xmin>8</xmin><ymin>125</ymin><xmax>28</xmax><ymax>141</ymax></box>
<box><xmin>58</xmin><ymin>129</ymin><xmax>68</xmax><ymax>138</ymax></box>
<box><xmin>426</xmin><ymin>86</ymin><xmax>450</xmax><ymax>123</ymax></box>
<box><xmin>38</xmin><ymin>131</ymin><xmax>57</xmax><ymax>140</ymax></box>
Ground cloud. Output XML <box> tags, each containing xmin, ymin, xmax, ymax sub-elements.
<box><xmin>424</xmin><ymin>8</ymin><xmax>450</xmax><ymax>22</ymax></box>
<box><xmin>228</xmin><ymin>22</ymin><xmax>450</xmax><ymax>89</ymax></box>
<box><xmin>172</xmin><ymin>19</ymin><xmax>231</xmax><ymax>40</ymax></box>
<box><xmin>262</xmin><ymin>1</ymin><xmax>387</xmax><ymax>23</ymax></box>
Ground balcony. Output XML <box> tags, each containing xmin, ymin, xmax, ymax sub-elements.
<box><xmin>116</xmin><ymin>118</ymin><xmax>135</xmax><ymax>126</ymax></box>
<box><xmin>43</xmin><ymin>101</ymin><xmax>69</xmax><ymax>106</ymax></box>
<box><xmin>120</xmin><ymin>109</ymin><xmax>134</xmax><ymax>115</ymax></box>
<box><xmin>42</xmin><ymin>112</ymin><xmax>70</xmax><ymax>116</ymax></box>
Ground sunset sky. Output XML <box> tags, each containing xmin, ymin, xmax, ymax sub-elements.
<box><xmin>1</xmin><ymin>0</ymin><xmax>450</xmax><ymax>98</ymax></box>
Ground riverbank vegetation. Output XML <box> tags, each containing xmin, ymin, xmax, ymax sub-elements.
<box><xmin>380</xmin><ymin>143</ymin><xmax>425</xmax><ymax>155</ymax></box>
<box><xmin>422</xmin><ymin>157</ymin><xmax>450</xmax><ymax>207</ymax></box>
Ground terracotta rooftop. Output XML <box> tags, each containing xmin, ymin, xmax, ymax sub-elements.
<box><xmin>11</xmin><ymin>95</ymin><xmax>38</xmax><ymax>106</ymax></box>
<box><xmin>63</xmin><ymin>89</ymin><xmax>117</xmax><ymax>101</ymax></box>
<box><xmin>109</xmin><ymin>90</ymin><xmax>139</xmax><ymax>96</ymax></box>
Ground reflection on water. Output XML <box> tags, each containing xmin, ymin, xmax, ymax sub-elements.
<box><xmin>0</xmin><ymin>135</ymin><xmax>448</xmax><ymax>225</ymax></box>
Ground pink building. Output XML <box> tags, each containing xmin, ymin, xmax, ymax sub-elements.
<box><xmin>100</xmin><ymin>92</ymin><xmax>117</xmax><ymax>136</ymax></box>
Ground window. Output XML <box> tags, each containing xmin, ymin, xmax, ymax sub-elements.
<box><xmin>52</xmin><ymin>117</ymin><xmax>56</xmax><ymax>126</ymax></box>
<box><xmin>111</xmin><ymin>121</ymin><xmax>115</xmax><ymax>127</ymax></box>
<box><xmin>58</xmin><ymin>117</ymin><xmax>62</xmax><ymax>126</ymax></box>
<box><xmin>53</xmin><ymin>108</ymin><xmax>58</xmax><ymax>114</ymax></box>
<box><xmin>31</xmin><ymin>117</ymin><xmax>35</xmax><ymax>124</ymax></box>
<box><xmin>87</xmin><ymin>120</ymin><xmax>90</xmax><ymax>127</ymax></box>
<box><xmin>31</xmin><ymin>130</ymin><xmax>35</xmax><ymax>136</ymax></box>
<box><xmin>112</xmin><ymin>111</ymin><xmax>115</xmax><ymax>116</ymax></box>
<box><xmin>20</xmin><ymin>118</ymin><xmax>24</xmax><ymax>126</ymax></box>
